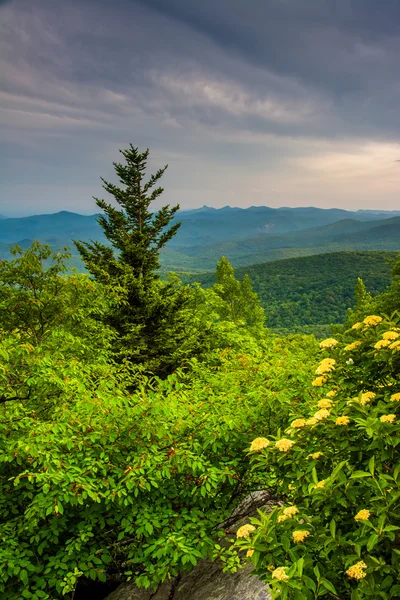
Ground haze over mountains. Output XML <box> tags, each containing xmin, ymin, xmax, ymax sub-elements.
<box><xmin>0</xmin><ymin>205</ymin><xmax>399</xmax><ymax>272</ymax></box>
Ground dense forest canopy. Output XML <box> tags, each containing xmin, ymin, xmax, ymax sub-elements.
<box><xmin>1</xmin><ymin>145</ymin><xmax>400</xmax><ymax>600</ymax></box>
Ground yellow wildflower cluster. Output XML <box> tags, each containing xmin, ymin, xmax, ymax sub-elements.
<box><xmin>389</xmin><ymin>340</ymin><xmax>400</xmax><ymax>350</ymax></box>
<box><xmin>352</xmin><ymin>322</ymin><xmax>362</xmax><ymax>329</ymax></box>
<box><xmin>382</xmin><ymin>330</ymin><xmax>400</xmax><ymax>340</ymax></box>
<box><xmin>317</xmin><ymin>399</ymin><xmax>333</xmax><ymax>409</ymax></box>
<box><xmin>326</xmin><ymin>390</ymin><xmax>336</xmax><ymax>398</ymax></box>
<box><xmin>246</xmin><ymin>549</ymin><xmax>254</xmax><ymax>558</ymax></box>
<box><xmin>380</xmin><ymin>414</ymin><xmax>396</xmax><ymax>423</ymax></box>
<box><xmin>346</xmin><ymin>561</ymin><xmax>367</xmax><ymax>580</ymax></box>
<box><xmin>283</xmin><ymin>506</ymin><xmax>299</xmax><ymax>518</ymax></box>
<box><xmin>355</xmin><ymin>509</ymin><xmax>370</xmax><ymax>521</ymax></box>
<box><xmin>314</xmin><ymin>409</ymin><xmax>330</xmax><ymax>421</ymax></box>
<box><xmin>278</xmin><ymin>514</ymin><xmax>289</xmax><ymax>523</ymax></box>
<box><xmin>336</xmin><ymin>416</ymin><xmax>350</xmax><ymax>425</ymax></box>
<box><xmin>249</xmin><ymin>437</ymin><xmax>270</xmax><ymax>452</ymax></box>
<box><xmin>312</xmin><ymin>376</ymin><xmax>327</xmax><ymax>387</ymax></box>
<box><xmin>272</xmin><ymin>567</ymin><xmax>289</xmax><ymax>581</ymax></box>
<box><xmin>306</xmin><ymin>417</ymin><xmax>318</xmax><ymax>426</ymax></box>
<box><xmin>344</xmin><ymin>341</ymin><xmax>361</xmax><ymax>351</ymax></box>
<box><xmin>391</xmin><ymin>393</ymin><xmax>400</xmax><ymax>402</ymax></box>
<box><xmin>319</xmin><ymin>338</ymin><xmax>339</xmax><ymax>349</ymax></box>
<box><xmin>275</xmin><ymin>439</ymin><xmax>295</xmax><ymax>452</ymax></box>
<box><xmin>359</xmin><ymin>391</ymin><xmax>376</xmax><ymax>406</ymax></box>
<box><xmin>307</xmin><ymin>452</ymin><xmax>323</xmax><ymax>460</ymax></box>
<box><xmin>315</xmin><ymin>358</ymin><xmax>336</xmax><ymax>375</ymax></box>
<box><xmin>363</xmin><ymin>315</ymin><xmax>382</xmax><ymax>327</ymax></box>
<box><xmin>236</xmin><ymin>524</ymin><xmax>255</xmax><ymax>539</ymax></box>
<box><xmin>374</xmin><ymin>339</ymin><xmax>391</xmax><ymax>349</ymax></box>
<box><xmin>315</xmin><ymin>480</ymin><xmax>325</xmax><ymax>488</ymax></box>
<box><xmin>292</xmin><ymin>530</ymin><xmax>310</xmax><ymax>544</ymax></box>
<box><xmin>291</xmin><ymin>418</ymin><xmax>306</xmax><ymax>429</ymax></box>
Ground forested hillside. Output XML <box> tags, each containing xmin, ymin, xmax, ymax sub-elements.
<box><xmin>1</xmin><ymin>145</ymin><xmax>400</xmax><ymax>600</ymax></box>
<box><xmin>183</xmin><ymin>251</ymin><xmax>397</xmax><ymax>334</ymax></box>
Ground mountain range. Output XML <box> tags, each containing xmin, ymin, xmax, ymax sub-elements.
<box><xmin>0</xmin><ymin>206</ymin><xmax>399</xmax><ymax>271</ymax></box>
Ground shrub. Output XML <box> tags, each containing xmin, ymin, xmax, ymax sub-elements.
<box><xmin>238</xmin><ymin>314</ymin><xmax>400</xmax><ymax>599</ymax></box>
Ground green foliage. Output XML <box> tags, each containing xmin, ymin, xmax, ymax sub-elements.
<box><xmin>187</xmin><ymin>251</ymin><xmax>395</xmax><ymax>333</ymax></box>
<box><xmin>237</xmin><ymin>315</ymin><xmax>400</xmax><ymax>599</ymax></box>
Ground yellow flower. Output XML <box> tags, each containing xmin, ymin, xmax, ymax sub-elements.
<box><xmin>283</xmin><ymin>506</ymin><xmax>299</xmax><ymax>517</ymax></box>
<box><xmin>382</xmin><ymin>331</ymin><xmax>400</xmax><ymax>340</ymax></box>
<box><xmin>344</xmin><ymin>341</ymin><xmax>361</xmax><ymax>351</ymax></box>
<box><xmin>352</xmin><ymin>322</ymin><xmax>362</xmax><ymax>329</ymax></box>
<box><xmin>374</xmin><ymin>339</ymin><xmax>391</xmax><ymax>349</ymax></box>
<box><xmin>359</xmin><ymin>391</ymin><xmax>376</xmax><ymax>406</ymax></box>
<box><xmin>306</xmin><ymin>417</ymin><xmax>318</xmax><ymax>426</ymax></box>
<box><xmin>355</xmin><ymin>509</ymin><xmax>370</xmax><ymax>521</ymax></box>
<box><xmin>326</xmin><ymin>390</ymin><xmax>336</xmax><ymax>398</ymax></box>
<box><xmin>267</xmin><ymin>564</ymin><xmax>275</xmax><ymax>572</ymax></box>
<box><xmin>246</xmin><ymin>549</ymin><xmax>254</xmax><ymax>558</ymax></box>
<box><xmin>315</xmin><ymin>358</ymin><xmax>336</xmax><ymax>375</ymax></box>
<box><xmin>271</xmin><ymin>567</ymin><xmax>289</xmax><ymax>581</ymax></box>
<box><xmin>389</xmin><ymin>340</ymin><xmax>400</xmax><ymax>350</ymax></box>
<box><xmin>275</xmin><ymin>438</ymin><xmax>295</xmax><ymax>452</ymax></box>
<box><xmin>380</xmin><ymin>414</ymin><xmax>396</xmax><ymax>423</ymax></box>
<box><xmin>307</xmin><ymin>452</ymin><xmax>323</xmax><ymax>460</ymax></box>
<box><xmin>236</xmin><ymin>524</ymin><xmax>256</xmax><ymax>539</ymax></box>
<box><xmin>391</xmin><ymin>393</ymin><xmax>400</xmax><ymax>402</ymax></box>
<box><xmin>315</xmin><ymin>480</ymin><xmax>325</xmax><ymax>488</ymax></box>
<box><xmin>317</xmin><ymin>399</ymin><xmax>333</xmax><ymax>409</ymax></box>
<box><xmin>278</xmin><ymin>514</ymin><xmax>289</xmax><ymax>523</ymax></box>
<box><xmin>292</xmin><ymin>530</ymin><xmax>310</xmax><ymax>544</ymax></box>
<box><xmin>346</xmin><ymin>561</ymin><xmax>367</xmax><ymax>580</ymax></box>
<box><xmin>319</xmin><ymin>338</ymin><xmax>339</xmax><ymax>349</ymax></box>
<box><xmin>363</xmin><ymin>315</ymin><xmax>382</xmax><ymax>326</ymax></box>
<box><xmin>291</xmin><ymin>418</ymin><xmax>306</xmax><ymax>429</ymax></box>
<box><xmin>288</xmin><ymin>484</ymin><xmax>296</xmax><ymax>490</ymax></box>
<box><xmin>249</xmin><ymin>437</ymin><xmax>270</xmax><ymax>452</ymax></box>
<box><xmin>312</xmin><ymin>376</ymin><xmax>327</xmax><ymax>387</ymax></box>
<box><xmin>335</xmin><ymin>416</ymin><xmax>350</xmax><ymax>425</ymax></box>
<box><xmin>314</xmin><ymin>409</ymin><xmax>330</xmax><ymax>421</ymax></box>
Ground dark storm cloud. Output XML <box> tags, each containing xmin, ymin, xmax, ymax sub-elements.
<box><xmin>1</xmin><ymin>0</ymin><xmax>400</xmax><ymax>215</ymax></box>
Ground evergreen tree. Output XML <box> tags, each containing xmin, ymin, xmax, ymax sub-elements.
<box><xmin>74</xmin><ymin>144</ymin><xmax>201</xmax><ymax>376</ymax></box>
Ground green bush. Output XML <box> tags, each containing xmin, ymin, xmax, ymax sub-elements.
<box><xmin>237</xmin><ymin>314</ymin><xmax>400</xmax><ymax>599</ymax></box>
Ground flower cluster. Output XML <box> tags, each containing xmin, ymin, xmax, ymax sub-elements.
<box><xmin>326</xmin><ymin>390</ymin><xmax>336</xmax><ymax>398</ymax></box>
<box><xmin>315</xmin><ymin>480</ymin><xmax>325</xmax><ymax>488</ymax></box>
<box><xmin>292</xmin><ymin>530</ymin><xmax>309</xmax><ymax>544</ymax></box>
<box><xmin>314</xmin><ymin>408</ymin><xmax>330</xmax><ymax>421</ymax></box>
<box><xmin>391</xmin><ymin>393</ymin><xmax>400</xmax><ymax>402</ymax></box>
<box><xmin>249</xmin><ymin>437</ymin><xmax>270</xmax><ymax>452</ymax></box>
<box><xmin>344</xmin><ymin>341</ymin><xmax>361</xmax><ymax>351</ymax></box>
<box><xmin>291</xmin><ymin>418</ymin><xmax>306</xmax><ymax>429</ymax></box>
<box><xmin>236</xmin><ymin>524</ymin><xmax>256</xmax><ymax>539</ymax></box>
<box><xmin>272</xmin><ymin>567</ymin><xmax>289</xmax><ymax>581</ymax></box>
<box><xmin>312</xmin><ymin>376</ymin><xmax>327</xmax><ymax>387</ymax></box>
<box><xmin>283</xmin><ymin>506</ymin><xmax>299</xmax><ymax>518</ymax></box>
<box><xmin>363</xmin><ymin>315</ymin><xmax>382</xmax><ymax>327</ymax></box>
<box><xmin>380</xmin><ymin>414</ymin><xmax>396</xmax><ymax>423</ymax></box>
<box><xmin>319</xmin><ymin>338</ymin><xmax>339</xmax><ymax>349</ymax></box>
<box><xmin>317</xmin><ymin>399</ymin><xmax>333</xmax><ymax>409</ymax></box>
<box><xmin>335</xmin><ymin>416</ymin><xmax>350</xmax><ymax>425</ymax></box>
<box><xmin>374</xmin><ymin>339</ymin><xmax>391</xmax><ymax>349</ymax></box>
<box><xmin>355</xmin><ymin>509</ymin><xmax>370</xmax><ymax>521</ymax></box>
<box><xmin>382</xmin><ymin>331</ymin><xmax>400</xmax><ymax>340</ymax></box>
<box><xmin>307</xmin><ymin>451</ymin><xmax>323</xmax><ymax>460</ymax></box>
<box><xmin>315</xmin><ymin>358</ymin><xmax>336</xmax><ymax>375</ymax></box>
<box><xmin>359</xmin><ymin>391</ymin><xmax>376</xmax><ymax>406</ymax></box>
<box><xmin>346</xmin><ymin>561</ymin><xmax>367</xmax><ymax>580</ymax></box>
<box><xmin>275</xmin><ymin>438</ymin><xmax>295</xmax><ymax>452</ymax></box>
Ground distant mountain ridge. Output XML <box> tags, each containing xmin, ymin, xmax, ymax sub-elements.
<box><xmin>0</xmin><ymin>206</ymin><xmax>399</xmax><ymax>270</ymax></box>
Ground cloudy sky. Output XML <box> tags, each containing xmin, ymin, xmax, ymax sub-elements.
<box><xmin>1</xmin><ymin>0</ymin><xmax>400</xmax><ymax>216</ymax></box>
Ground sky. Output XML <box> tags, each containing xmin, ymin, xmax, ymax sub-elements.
<box><xmin>1</xmin><ymin>0</ymin><xmax>400</xmax><ymax>217</ymax></box>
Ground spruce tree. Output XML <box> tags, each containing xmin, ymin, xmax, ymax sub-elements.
<box><xmin>74</xmin><ymin>144</ymin><xmax>199</xmax><ymax>376</ymax></box>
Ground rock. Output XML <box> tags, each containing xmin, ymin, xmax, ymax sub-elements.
<box><xmin>105</xmin><ymin>491</ymin><xmax>278</xmax><ymax>600</ymax></box>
